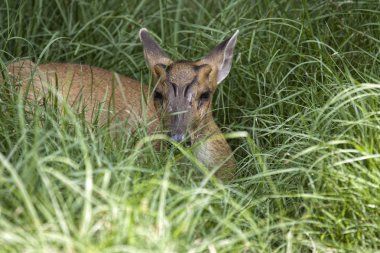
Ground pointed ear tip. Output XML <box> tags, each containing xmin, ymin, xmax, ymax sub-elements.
<box><xmin>139</xmin><ymin>28</ymin><xmax>149</xmax><ymax>39</ymax></box>
<box><xmin>232</xmin><ymin>30</ymin><xmax>239</xmax><ymax>38</ymax></box>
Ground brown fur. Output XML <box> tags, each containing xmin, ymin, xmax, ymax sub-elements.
<box><xmin>1</xmin><ymin>29</ymin><xmax>239</xmax><ymax>182</ymax></box>
<box><xmin>152</xmin><ymin>60</ymin><xmax>236</xmax><ymax>181</ymax></box>
<box><xmin>3</xmin><ymin>60</ymin><xmax>158</xmax><ymax>131</ymax></box>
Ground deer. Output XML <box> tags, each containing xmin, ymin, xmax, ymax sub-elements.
<box><xmin>1</xmin><ymin>28</ymin><xmax>239</xmax><ymax>181</ymax></box>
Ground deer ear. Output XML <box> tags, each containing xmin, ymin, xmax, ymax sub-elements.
<box><xmin>200</xmin><ymin>30</ymin><xmax>239</xmax><ymax>85</ymax></box>
<box><xmin>139</xmin><ymin>28</ymin><xmax>172</xmax><ymax>75</ymax></box>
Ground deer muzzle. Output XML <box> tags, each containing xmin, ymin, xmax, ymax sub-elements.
<box><xmin>168</xmin><ymin>109</ymin><xmax>191</xmax><ymax>145</ymax></box>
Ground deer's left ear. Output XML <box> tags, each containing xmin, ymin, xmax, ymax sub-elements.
<box><xmin>200</xmin><ymin>30</ymin><xmax>239</xmax><ymax>85</ymax></box>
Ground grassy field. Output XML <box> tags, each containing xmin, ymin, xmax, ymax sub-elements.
<box><xmin>1</xmin><ymin>0</ymin><xmax>380</xmax><ymax>252</ymax></box>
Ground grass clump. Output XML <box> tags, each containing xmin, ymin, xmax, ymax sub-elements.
<box><xmin>1</xmin><ymin>0</ymin><xmax>380</xmax><ymax>252</ymax></box>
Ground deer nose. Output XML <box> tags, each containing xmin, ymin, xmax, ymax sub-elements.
<box><xmin>170</xmin><ymin>133</ymin><xmax>192</xmax><ymax>147</ymax></box>
<box><xmin>171</xmin><ymin>133</ymin><xmax>185</xmax><ymax>142</ymax></box>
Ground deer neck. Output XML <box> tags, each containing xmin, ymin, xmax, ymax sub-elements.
<box><xmin>191</xmin><ymin>114</ymin><xmax>236</xmax><ymax>181</ymax></box>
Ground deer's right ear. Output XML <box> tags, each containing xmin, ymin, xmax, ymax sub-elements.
<box><xmin>139</xmin><ymin>28</ymin><xmax>172</xmax><ymax>77</ymax></box>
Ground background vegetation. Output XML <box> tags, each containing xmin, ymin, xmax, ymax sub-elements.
<box><xmin>1</xmin><ymin>0</ymin><xmax>379</xmax><ymax>252</ymax></box>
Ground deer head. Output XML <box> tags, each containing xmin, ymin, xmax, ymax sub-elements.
<box><xmin>139</xmin><ymin>28</ymin><xmax>239</xmax><ymax>145</ymax></box>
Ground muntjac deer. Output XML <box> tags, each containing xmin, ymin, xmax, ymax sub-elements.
<box><xmin>1</xmin><ymin>28</ymin><xmax>239</xmax><ymax>181</ymax></box>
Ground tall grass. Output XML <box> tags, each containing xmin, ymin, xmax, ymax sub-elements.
<box><xmin>1</xmin><ymin>0</ymin><xmax>380</xmax><ymax>252</ymax></box>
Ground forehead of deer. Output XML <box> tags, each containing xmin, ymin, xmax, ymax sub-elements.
<box><xmin>166</xmin><ymin>61</ymin><xmax>198</xmax><ymax>86</ymax></box>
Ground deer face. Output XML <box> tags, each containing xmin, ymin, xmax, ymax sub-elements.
<box><xmin>139</xmin><ymin>28</ymin><xmax>238</xmax><ymax>144</ymax></box>
<box><xmin>152</xmin><ymin>61</ymin><xmax>215</xmax><ymax>143</ymax></box>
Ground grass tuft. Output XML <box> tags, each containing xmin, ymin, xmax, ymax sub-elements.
<box><xmin>1</xmin><ymin>0</ymin><xmax>380</xmax><ymax>252</ymax></box>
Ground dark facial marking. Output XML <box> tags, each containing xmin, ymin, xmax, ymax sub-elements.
<box><xmin>170</xmin><ymin>82</ymin><xmax>178</xmax><ymax>97</ymax></box>
<box><xmin>192</xmin><ymin>64</ymin><xmax>209</xmax><ymax>72</ymax></box>
<box><xmin>183</xmin><ymin>77</ymin><xmax>197</xmax><ymax>98</ymax></box>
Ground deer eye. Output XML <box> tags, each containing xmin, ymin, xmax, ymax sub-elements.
<box><xmin>199</xmin><ymin>91</ymin><xmax>210</xmax><ymax>101</ymax></box>
<box><xmin>154</xmin><ymin>91</ymin><xmax>163</xmax><ymax>101</ymax></box>
<box><xmin>198</xmin><ymin>91</ymin><xmax>211</xmax><ymax>108</ymax></box>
